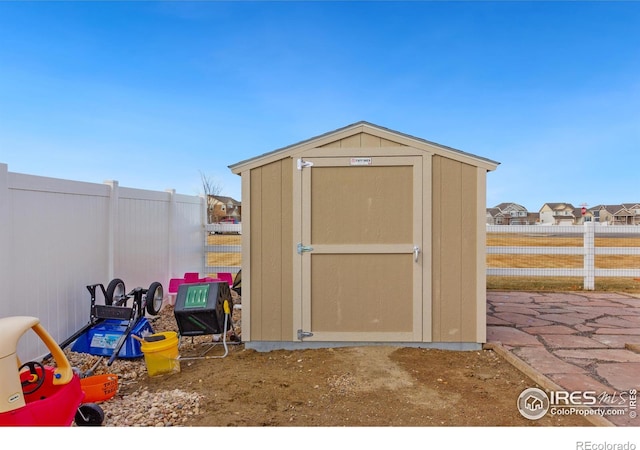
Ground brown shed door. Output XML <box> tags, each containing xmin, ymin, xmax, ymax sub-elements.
<box><xmin>296</xmin><ymin>156</ymin><xmax>423</xmax><ymax>342</ymax></box>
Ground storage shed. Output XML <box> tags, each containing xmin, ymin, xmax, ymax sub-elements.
<box><xmin>229</xmin><ymin>121</ymin><xmax>499</xmax><ymax>351</ymax></box>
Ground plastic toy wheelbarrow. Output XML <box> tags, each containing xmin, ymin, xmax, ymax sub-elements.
<box><xmin>0</xmin><ymin>316</ymin><xmax>104</xmax><ymax>426</ymax></box>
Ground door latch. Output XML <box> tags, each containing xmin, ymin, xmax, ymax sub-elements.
<box><xmin>297</xmin><ymin>243</ymin><xmax>314</xmax><ymax>254</ymax></box>
<box><xmin>413</xmin><ymin>246</ymin><xmax>421</xmax><ymax>262</ymax></box>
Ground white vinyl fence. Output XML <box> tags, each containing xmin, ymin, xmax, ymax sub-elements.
<box><xmin>487</xmin><ymin>223</ymin><xmax>640</xmax><ymax>289</ymax></box>
<box><xmin>0</xmin><ymin>163</ymin><xmax>206</xmax><ymax>360</ymax></box>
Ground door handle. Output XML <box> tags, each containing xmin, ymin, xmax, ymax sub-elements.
<box><xmin>413</xmin><ymin>246</ymin><xmax>420</xmax><ymax>262</ymax></box>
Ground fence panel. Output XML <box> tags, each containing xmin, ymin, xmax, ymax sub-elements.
<box><xmin>487</xmin><ymin>224</ymin><xmax>640</xmax><ymax>290</ymax></box>
<box><xmin>113</xmin><ymin>186</ymin><xmax>205</xmax><ymax>289</ymax></box>
<box><xmin>0</xmin><ymin>164</ymin><xmax>204</xmax><ymax>361</ymax></box>
<box><xmin>204</xmin><ymin>223</ymin><xmax>242</xmax><ymax>275</ymax></box>
<box><xmin>1</xmin><ymin>170</ymin><xmax>111</xmax><ymax>362</ymax></box>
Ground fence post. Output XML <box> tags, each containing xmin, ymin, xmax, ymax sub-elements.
<box><xmin>201</xmin><ymin>195</ymin><xmax>207</xmax><ymax>276</ymax></box>
<box><xmin>166</xmin><ymin>189</ymin><xmax>176</xmax><ymax>279</ymax></box>
<box><xmin>583</xmin><ymin>221</ymin><xmax>595</xmax><ymax>290</ymax></box>
<box><xmin>0</xmin><ymin>164</ymin><xmax>9</xmax><ymax>308</ymax></box>
<box><xmin>105</xmin><ymin>180</ymin><xmax>119</xmax><ymax>281</ymax></box>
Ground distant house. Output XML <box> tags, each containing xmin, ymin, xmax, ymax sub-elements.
<box><xmin>539</xmin><ymin>203</ymin><xmax>578</xmax><ymax>225</ymax></box>
<box><xmin>621</xmin><ymin>204</ymin><xmax>640</xmax><ymax>225</ymax></box>
<box><xmin>487</xmin><ymin>202</ymin><xmax>538</xmax><ymax>225</ymax></box>
<box><xmin>590</xmin><ymin>204</ymin><xmax>640</xmax><ymax>225</ymax></box>
<box><xmin>572</xmin><ymin>206</ymin><xmax>593</xmax><ymax>225</ymax></box>
<box><xmin>207</xmin><ymin>195</ymin><xmax>241</xmax><ymax>223</ymax></box>
<box><xmin>486</xmin><ymin>207</ymin><xmax>501</xmax><ymax>225</ymax></box>
<box><xmin>490</xmin><ymin>202</ymin><xmax>640</xmax><ymax>226</ymax></box>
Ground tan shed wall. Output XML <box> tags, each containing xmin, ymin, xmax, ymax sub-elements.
<box><xmin>248</xmin><ymin>159</ymin><xmax>293</xmax><ymax>341</ymax></box>
<box><xmin>431</xmin><ymin>155</ymin><xmax>479</xmax><ymax>342</ymax></box>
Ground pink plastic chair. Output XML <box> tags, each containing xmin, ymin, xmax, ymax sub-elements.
<box><xmin>168</xmin><ymin>278</ymin><xmax>183</xmax><ymax>295</ymax></box>
<box><xmin>183</xmin><ymin>273</ymin><xmax>200</xmax><ymax>283</ymax></box>
<box><xmin>216</xmin><ymin>273</ymin><xmax>233</xmax><ymax>287</ymax></box>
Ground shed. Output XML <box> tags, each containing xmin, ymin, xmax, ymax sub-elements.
<box><xmin>229</xmin><ymin>121</ymin><xmax>500</xmax><ymax>351</ymax></box>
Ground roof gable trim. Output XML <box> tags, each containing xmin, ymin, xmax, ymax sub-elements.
<box><xmin>229</xmin><ymin>121</ymin><xmax>500</xmax><ymax>174</ymax></box>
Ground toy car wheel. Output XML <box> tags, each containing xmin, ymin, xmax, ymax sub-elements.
<box><xmin>106</xmin><ymin>278</ymin><xmax>126</xmax><ymax>306</ymax></box>
<box><xmin>146</xmin><ymin>282</ymin><xmax>163</xmax><ymax>316</ymax></box>
<box><xmin>75</xmin><ymin>403</ymin><xmax>104</xmax><ymax>426</ymax></box>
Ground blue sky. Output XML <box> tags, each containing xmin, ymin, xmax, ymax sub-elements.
<box><xmin>1</xmin><ymin>1</ymin><xmax>639</xmax><ymax>212</ymax></box>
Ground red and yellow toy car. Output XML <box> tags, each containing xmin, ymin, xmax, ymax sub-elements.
<box><xmin>0</xmin><ymin>316</ymin><xmax>104</xmax><ymax>426</ymax></box>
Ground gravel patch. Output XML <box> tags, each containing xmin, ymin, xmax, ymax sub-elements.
<box><xmin>62</xmin><ymin>295</ymin><xmax>241</xmax><ymax>427</ymax></box>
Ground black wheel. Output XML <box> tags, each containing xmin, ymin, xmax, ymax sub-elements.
<box><xmin>75</xmin><ymin>403</ymin><xmax>104</xmax><ymax>426</ymax></box>
<box><xmin>19</xmin><ymin>361</ymin><xmax>46</xmax><ymax>395</ymax></box>
<box><xmin>106</xmin><ymin>278</ymin><xmax>126</xmax><ymax>306</ymax></box>
<box><xmin>145</xmin><ymin>281</ymin><xmax>163</xmax><ymax>316</ymax></box>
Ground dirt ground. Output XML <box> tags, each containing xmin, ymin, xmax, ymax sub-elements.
<box><xmin>117</xmin><ymin>304</ymin><xmax>592</xmax><ymax>427</ymax></box>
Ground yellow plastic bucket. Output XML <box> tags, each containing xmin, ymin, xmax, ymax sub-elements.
<box><xmin>140</xmin><ymin>331</ymin><xmax>180</xmax><ymax>377</ymax></box>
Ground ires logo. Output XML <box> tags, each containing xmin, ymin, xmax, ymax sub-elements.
<box><xmin>518</xmin><ymin>387</ymin><xmax>639</xmax><ymax>420</ymax></box>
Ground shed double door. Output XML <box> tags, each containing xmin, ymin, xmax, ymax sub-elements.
<box><xmin>294</xmin><ymin>154</ymin><xmax>424</xmax><ymax>342</ymax></box>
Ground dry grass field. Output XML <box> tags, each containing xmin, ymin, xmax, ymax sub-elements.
<box><xmin>206</xmin><ymin>234</ymin><xmax>241</xmax><ymax>273</ymax></box>
<box><xmin>487</xmin><ymin>232</ymin><xmax>640</xmax><ymax>293</ymax></box>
